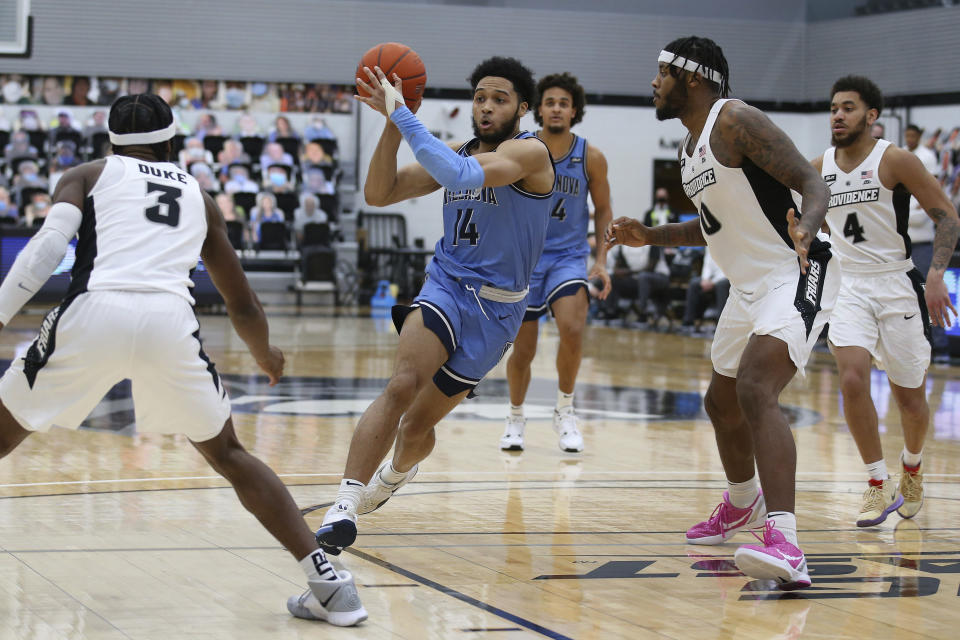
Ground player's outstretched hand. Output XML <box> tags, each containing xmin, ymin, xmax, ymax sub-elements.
<box><xmin>589</xmin><ymin>262</ymin><xmax>612</xmax><ymax>300</ymax></box>
<box><xmin>925</xmin><ymin>275</ymin><xmax>958</xmax><ymax>329</ymax></box>
<box><xmin>257</xmin><ymin>346</ymin><xmax>285</xmax><ymax>387</ymax></box>
<box><xmin>786</xmin><ymin>208</ymin><xmax>811</xmax><ymax>274</ymax></box>
<box><xmin>605</xmin><ymin>217</ymin><xmax>650</xmax><ymax>248</ymax></box>
<box><xmin>355</xmin><ymin>67</ymin><xmax>410</xmax><ymax>116</ymax></box>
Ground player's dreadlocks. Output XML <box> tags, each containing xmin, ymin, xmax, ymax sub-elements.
<box><xmin>663</xmin><ymin>36</ymin><xmax>731</xmax><ymax>98</ymax></box>
<box><xmin>108</xmin><ymin>93</ymin><xmax>175</xmax><ymax>161</ymax></box>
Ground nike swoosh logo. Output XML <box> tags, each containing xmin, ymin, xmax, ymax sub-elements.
<box><xmin>498</xmin><ymin>314</ymin><xmax>511</xmax><ymax>320</ymax></box>
<box><xmin>722</xmin><ymin>512</ymin><xmax>753</xmax><ymax>533</ymax></box>
<box><xmin>345</xmin><ymin>480</ymin><xmax>363</xmax><ymax>487</ymax></box>
<box><xmin>17</xmin><ymin>282</ymin><xmax>33</xmax><ymax>293</ymax></box>
<box><xmin>904</xmin><ymin>314</ymin><xmax>916</xmax><ymax>320</ymax></box>
<box><xmin>773</xmin><ymin>550</ymin><xmax>804</xmax><ymax>563</ymax></box>
<box><xmin>320</xmin><ymin>586</ymin><xmax>340</xmax><ymax>608</ymax></box>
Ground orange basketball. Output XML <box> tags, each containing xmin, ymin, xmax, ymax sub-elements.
<box><xmin>356</xmin><ymin>42</ymin><xmax>427</xmax><ymax>110</ymax></box>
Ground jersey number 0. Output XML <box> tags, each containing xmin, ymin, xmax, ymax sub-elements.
<box><xmin>144</xmin><ymin>182</ymin><xmax>182</xmax><ymax>228</ymax></box>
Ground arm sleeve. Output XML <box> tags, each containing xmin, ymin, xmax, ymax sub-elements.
<box><xmin>0</xmin><ymin>202</ymin><xmax>81</xmax><ymax>324</ymax></box>
<box><xmin>389</xmin><ymin>106</ymin><xmax>485</xmax><ymax>191</ymax></box>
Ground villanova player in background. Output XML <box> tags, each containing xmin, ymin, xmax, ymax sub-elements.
<box><xmin>815</xmin><ymin>76</ymin><xmax>959</xmax><ymax>527</ymax></box>
<box><xmin>318</xmin><ymin>58</ymin><xmax>554</xmax><ymax>554</ymax></box>
<box><xmin>501</xmin><ymin>72</ymin><xmax>614</xmax><ymax>454</ymax></box>
<box><xmin>607</xmin><ymin>36</ymin><xmax>839</xmax><ymax>590</ymax></box>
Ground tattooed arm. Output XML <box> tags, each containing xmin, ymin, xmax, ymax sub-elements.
<box><xmin>606</xmin><ymin>217</ymin><xmax>705</xmax><ymax>248</ymax></box>
<box><xmin>884</xmin><ymin>146</ymin><xmax>960</xmax><ymax>327</ymax></box>
<box><xmin>713</xmin><ymin>102</ymin><xmax>830</xmax><ymax>271</ymax></box>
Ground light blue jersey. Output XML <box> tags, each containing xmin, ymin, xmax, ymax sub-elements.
<box><xmin>542</xmin><ymin>133</ymin><xmax>590</xmax><ymax>257</ymax></box>
<box><xmin>430</xmin><ymin>131</ymin><xmax>553</xmax><ymax>291</ymax></box>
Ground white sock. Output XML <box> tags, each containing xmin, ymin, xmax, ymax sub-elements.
<box><xmin>865</xmin><ymin>459</ymin><xmax>888</xmax><ymax>482</ymax></box>
<box><xmin>902</xmin><ymin>447</ymin><xmax>922</xmax><ymax>468</ymax></box>
<box><xmin>510</xmin><ymin>404</ymin><xmax>524</xmax><ymax>419</ymax></box>
<box><xmin>379</xmin><ymin>461</ymin><xmax>407</xmax><ymax>485</ymax></box>
<box><xmin>767</xmin><ymin>511</ymin><xmax>798</xmax><ymax>547</ymax></box>
<box><xmin>300</xmin><ymin>549</ymin><xmax>338</xmax><ymax>581</ymax></box>
<box><xmin>334</xmin><ymin>478</ymin><xmax>364</xmax><ymax>512</ymax></box>
<box><xmin>556</xmin><ymin>390</ymin><xmax>574</xmax><ymax>414</ymax></box>
<box><xmin>727</xmin><ymin>476</ymin><xmax>760</xmax><ymax>509</ymax></box>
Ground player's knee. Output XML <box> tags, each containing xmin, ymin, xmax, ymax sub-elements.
<box><xmin>557</xmin><ymin>319</ymin><xmax>585</xmax><ymax>345</ymax></box>
<box><xmin>734</xmin><ymin>375</ymin><xmax>775</xmax><ymax>419</ymax></box>
<box><xmin>896</xmin><ymin>389</ymin><xmax>929</xmax><ymax>420</ymax></box>
<box><xmin>704</xmin><ymin>386</ymin><xmax>738</xmax><ymax>425</ymax></box>
<box><xmin>509</xmin><ymin>339</ymin><xmax>537</xmax><ymax>365</ymax></box>
<box><xmin>383</xmin><ymin>370</ymin><xmax>422</xmax><ymax>409</ymax></box>
<box><xmin>839</xmin><ymin>369</ymin><xmax>870</xmax><ymax>399</ymax></box>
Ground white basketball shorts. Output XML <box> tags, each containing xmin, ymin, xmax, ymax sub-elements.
<box><xmin>828</xmin><ymin>267</ymin><xmax>930</xmax><ymax>388</ymax></box>
<box><xmin>0</xmin><ymin>291</ymin><xmax>231</xmax><ymax>441</ymax></box>
<box><xmin>712</xmin><ymin>253</ymin><xmax>839</xmax><ymax>379</ymax></box>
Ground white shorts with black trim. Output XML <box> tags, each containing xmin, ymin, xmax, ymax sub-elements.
<box><xmin>828</xmin><ymin>267</ymin><xmax>930</xmax><ymax>388</ymax></box>
<box><xmin>711</xmin><ymin>253</ymin><xmax>839</xmax><ymax>379</ymax></box>
<box><xmin>0</xmin><ymin>291</ymin><xmax>231</xmax><ymax>442</ymax></box>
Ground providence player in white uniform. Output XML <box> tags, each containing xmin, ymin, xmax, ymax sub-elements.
<box><xmin>0</xmin><ymin>94</ymin><xmax>366</xmax><ymax>626</ymax></box>
<box><xmin>607</xmin><ymin>36</ymin><xmax>838</xmax><ymax>590</ymax></box>
<box><xmin>815</xmin><ymin>76</ymin><xmax>959</xmax><ymax>528</ymax></box>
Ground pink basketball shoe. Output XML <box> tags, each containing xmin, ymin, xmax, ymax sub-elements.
<box><xmin>686</xmin><ymin>490</ymin><xmax>766</xmax><ymax>545</ymax></box>
<box><xmin>734</xmin><ymin>520</ymin><xmax>811</xmax><ymax>590</ymax></box>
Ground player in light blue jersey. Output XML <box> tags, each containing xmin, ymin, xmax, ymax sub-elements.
<box><xmin>502</xmin><ymin>72</ymin><xmax>614</xmax><ymax>453</ymax></box>
<box><xmin>318</xmin><ymin>57</ymin><xmax>555</xmax><ymax>555</ymax></box>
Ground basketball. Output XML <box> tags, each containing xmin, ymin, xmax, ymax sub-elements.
<box><xmin>356</xmin><ymin>42</ymin><xmax>427</xmax><ymax>110</ymax></box>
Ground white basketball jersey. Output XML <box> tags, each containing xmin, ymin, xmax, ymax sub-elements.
<box><xmin>69</xmin><ymin>155</ymin><xmax>207</xmax><ymax>304</ymax></box>
<box><xmin>822</xmin><ymin>140</ymin><xmax>912</xmax><ymax>266</ymax></box>
<box><xmin>681</xmin><ymin>99</ymin><xmax>830</xmax><ymax>292</ymax></box>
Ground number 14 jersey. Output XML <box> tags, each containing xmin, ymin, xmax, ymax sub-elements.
<box><xmin>72</xmin><ymin>155</ymin><xmax>207</xmax><ymax>304</ymax></box>
<box><xmin>821</xmin><ymin>139</ymin><xmax>913</xmax><ymax>267</ymax></box>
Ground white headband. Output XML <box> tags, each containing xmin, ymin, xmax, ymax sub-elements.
<box><xmin>658</xmin><ymin>50</ymin><xmax>721</xmax><ymax>83</ymax></box>
<box><xmin>108</xmin><ymin>121</ymin><xmax>176</xmax><ymax>145</ymax></box>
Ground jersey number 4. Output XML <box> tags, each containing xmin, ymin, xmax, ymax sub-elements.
<box><xmin>452</xmin><ymin>208</ymin><xmax>479</xmax><ymax>246</ymax></box>
<box><xmin>699</xmin><ymin>203</ymin><xmax>722</xmax><ymax>235</ymax></box>
<box><xmin>144</xmin><ymin>182</ymin><xmax>182</xmax><ymax>228</ymax></box>
<box><xmin>551</xmin><ymin>198</ymin><xmax>566</xmax><ymax>221</ymax></box>
<box><xmin>843</xmin><ymin>212</ymin><xmax>866</xmax><ymax>243</ymax></box>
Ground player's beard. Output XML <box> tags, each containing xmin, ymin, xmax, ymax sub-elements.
<box><xmin>545</xmin><ymin>122</ymin><xmax>568</xmax><ymax>135</ymax></box>
<box><xmin>655</xmin><ymin>81</ymin><xmax>687</xmax><ymax>121</ymax></box>
<box><xmin>473</xmin><ymin>106</ymin><xmax>522</xmax><ymax>145</ymax></box>
<box><xmin>832</xmin><ymin>114</ymin><xmax>868</xmax><ymax>148</ymax></box>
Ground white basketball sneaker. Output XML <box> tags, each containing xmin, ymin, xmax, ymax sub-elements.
<box><xmin>553</xmin><ymin>409</ymin><xmax>584</xmax><ymax>452</ymax></box>
<box><xmin>500</xmin><ymin>416</ymin><xmax>526</xmax><ymax>451</ymax></box>
<box><xmin>287</xmin><ymin>571</ymin><xmax>368</xmax><ymax>626</ymax></box>
<box><xmin>357</xmin><ymin>461</ymin><xmax>418</xmax><ymax>515</ymax></box>
<box><xmin>316</xmin><ymin>502</ymin><xmax>358</xmax><ymax>556</ymax></box>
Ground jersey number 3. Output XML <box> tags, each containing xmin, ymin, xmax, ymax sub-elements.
<box><xmin>144</xmin><ymin>182</ymin><xmax>182</xmax><ymax>228</ymax></box>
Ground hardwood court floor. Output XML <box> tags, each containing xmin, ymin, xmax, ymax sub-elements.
<box><xmin>1</xmin><ymin>309</ymin><xmax>959</xmax><ymax>639</ymax></box>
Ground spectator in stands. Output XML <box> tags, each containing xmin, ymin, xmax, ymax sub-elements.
<box><xmin>0</xmin><ymin>187</ymin><xmax>18</xmax><ymax>221</ymax></box>
<box><xmin>268</xmin><ymin>115</ymin><xmax>299</xmax><ymax>143</ymax></box>
<box><xmin>599</xmin><ymin>243</ymin><xmax>671</xmax><ymax>325</ymax></box>
<box><xmin>64</xmin><ymin>76</ymin><xmax>92</xmax><ymax>106</ymax></box>
<box><xmin>234</xmin><ymin>113</ymin><xmax>261</xmax><ymax>137</ymax></box>
<box><xmin>250</xmin><ymin>82</ymin><xmax>280</xmax><ymax>112</ymax></box>
<box><xmin>293</xmin><ymin>193</ymin><xmax>329</xmax><ymax>245</ymax></box>
<box><xmin>223</xmin><ymin>164</ymin><xmax>259</xmax><ymax>194</ymax></box>
<box><xmin>680</xmin><ymin>248</ymin><xmax>729</xmax><ymax>334</ymax></box>
<box><xmin>223</xmin><ymin>81</ymin><xmax>248</xmax><ymax>110</ymax></box>
<box><xmin>264</xmin><ymin>164</ymin><xmax>295</xmax><ymax>194</ymax></box>
<box><xmin>303</xmin><ymin>116</ymin><xmax>335</xmax><ymax>141</ymax></box>
<box><xmin>1</xmin><ymin>75</ymin><xmax>29</xmax><ymax>105</ymax></box>
<box><xmin>17</xmin><ymin>109</ymin><xmax>42</xmax><ymax>132</ymax></box>
<box><xmin>302</xmin><ymin>165</ymin><xmax>335</xmax><ymax>195</ymax></box>
<box><xmin>216</xmin><ymin>192</ymin><xmax>245</xmax><ymax>224</ymax></box>
<box><xmin>3</xmin><ymin>130</ymin><xmax>38</xmax><ymax>162</ymax></box>
<box><xmin>871</xmin><ymin>122</ymin><xmax>885</xmax><ymax>139</ymax></box>
<box><xmin>217</xmin><ymin>139</ymin><xmax>250</xmax><ymax>167</ymax></box>
<box><xmin>48</xmin><ymin>140</ymin><xmax>79</xmax><ymax>191</ymax></box>
<box><xmin>259</xmin><ymin>142</ymin><xmax>294</xmax><ymax>169</ymax></box>
<box><xmin>190</xmin><ymin>162</ymin><xmax>220</xmax><ymax>194</ymax></box>
<box><xmin>48</xmin><ymin>109</ymin><xmax>80</xmax><ymax>146</ymax></box>
<box><xmin>23</xmin><ymin>191</ymin><xmax>51</xmax><ymax>227</ymax></box>
<box><xmin>302</xmin><ymin>141</ymin><xmax>334</xmax><ymax>167</ymax></box>
<box><xmin>96</xmin><ymin>77</ymin><xmax>122</xmax><ymax>106</ymax></box>
<box><xmin>193</xmin><ymin>113</ymin><xmax>223</xmax><ymax>140</ymax></box>
<box><xmin>179</xmin><ymin>137</ymin><xmax>213</xmax><ymax>169</ymax></box>
<box><xmin>191</xmin><ymin>80</ymin><xmax>219</xmax><ymax>109</ymax></box>
<box><xmin>250</xmin><ymin>191</ymin><xmax>284</xmax><ymax>243</ymax></box>
<box><xmin>643</xmin><ymin>187</ymin><xmax>678</xmax><ymax>227</ymax></box>
<box><xmin>12</xmin><ymin>160</ymin><xmax>47</xmax><ymax>195</ymax></box>
<box><xmin>39</xmin><ymin>76</ymin><xmax>64</xmax><ymax>106</ymax></box>
<box><xmin>83</xmin><ymin>110</ymin><xmax>108</xmax><ymax>138</ymax></box>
